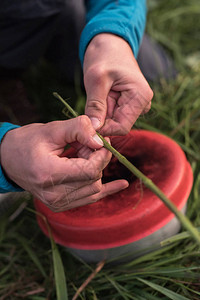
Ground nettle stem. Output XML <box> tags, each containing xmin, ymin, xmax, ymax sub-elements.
<box><xmin>53</xmin><ymin>92</ymin><xmax>200</xmax><ymax>246</ymax></box>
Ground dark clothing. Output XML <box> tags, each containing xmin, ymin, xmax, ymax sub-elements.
<box><xmin>0</xmin><ymin>1</ymin><xmax>85</xmax><ymax>79</ymax></box>
<box><xmin>0</xmin><ymin>1</ymin><xmax>147</xmax><ymax>69</ymax></box>
<box><xmin>0</xmin><ymin>0</ymin><xmax>66</xmax><ymax>19</ymax></box>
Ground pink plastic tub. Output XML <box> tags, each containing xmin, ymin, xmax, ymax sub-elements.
<box><xmin>34</xmin><ymin>130</ymin><xmax>193</xmax><ymax>263</ymax></box>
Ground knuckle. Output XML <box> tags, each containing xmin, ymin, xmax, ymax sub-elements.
<box><xmin>118</xmin><ymin>126</ymin><xmax>129</xmax><ymax>136</ymax></box>
<box><xmin>85</xmin><ymin>65</ymin><xmax>107</xmax><ymax>84</ymax></box>
<box><xmin>41</xmin><ymin>191</ymin><xmax>56</xmax><ymax>206</ymax></box>
<box><xmin>77</xmin><ymin>115</ymin><xmax>91</xmax><ymax>128</ymax></box>
<box><xmin>87</xmin><ymin>170</ymin><xmax>96</xmax><ymax>181</ymax></box>
<box><xmin>86</xmin><ymin>171</ymin><xmax>94</xmax><ymax>181</ymax></box>
<box><xmin>75</xmin><ymin>115</ymin><xmax>92</xmax><ymax>138</ymax></box>
<box><xmin>34</xmin><ymin>170</ymin><xmax>50</xmax><ymax>188</ymax></box>
<box><xmin>130</xmin><ymin>86</ymin><xmax>153</xmax><ymax>109</ymax></box>
<box><xmin>86</xmin><ymin>98</ymin><xmax>106</xmax><ymax>113</ymax></box>
<box><xmin>87</xmin><ymin>167</ymin><xmax>101</xmax><ymax>181</ymax></box>
<box><xmin>44</xmin><ymin>120</ymin><xmax>60</xmax><ymax>136</ymax></box>
<box><xmin>91</xmin><ymin>181</ymin><xmax>102</xmax><ymax>194</ymax></box>
<box><xmin>142</xmin><ymin>83</ymin><xmax>154</xmax><ymax>102</ymax></box>
<box><xmin>143</xmin><ymin>104</ymin><xmax>151</xmax><ymax>114</ymax></box>
<box><xmin>93</xmin><ymin>65</ymin><xmax>107</xmax><ymax>80</ymax></box>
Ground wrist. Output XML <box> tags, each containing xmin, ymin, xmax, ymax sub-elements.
<box><xmin>0</xmin><ymin>123</ymin><xmax>23</xmax><ymax>193</ymax></box>
<box><xmin>88</xmin><ymin>33</ymin><xmax>132</xmax><ymax>50</ymax></box>
<box><xmin>84</xmin><ymin>33</ymin><xmax>136</xmax><ymax>72</ymax></box>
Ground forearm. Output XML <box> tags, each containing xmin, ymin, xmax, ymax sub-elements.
<box><xmin>79</xmin><ymin>0</ymin><xmax>147</xmax><ymax>65</ymax></box>
<box><xmin>0</xmin><ymin>122</ymin><xmax>23</xmax><ymax>193</ymax></box>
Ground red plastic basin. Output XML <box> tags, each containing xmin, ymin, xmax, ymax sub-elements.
<box><xmin>34</xmin><ymin>130</ymin><xmax>193</xmax><ymax>259</ymax></box>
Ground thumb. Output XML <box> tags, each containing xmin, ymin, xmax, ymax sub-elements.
<box><xmin>47</xmin><ymin>117</ymin><xmax>104</xmax><ymax>150</ymax></box>
<box><xmin>84</xmin><ymin>72</ymin><xmax>112</xmax><ymax>130</ymax></box>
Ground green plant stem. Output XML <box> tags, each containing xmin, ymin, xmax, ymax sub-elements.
<box><xmin>54</xmin><ymin>92</ymin><xmax>78</xmax><ymax>117</ymax></box>
<box><xmin>53</xmin><ymin>92</ymin><xmax>200</xmax><ymax>246</ymax></box>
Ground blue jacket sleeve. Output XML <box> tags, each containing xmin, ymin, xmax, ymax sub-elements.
<box><xmin>79</xmin><ymin>0</ymin><xmax>147</xmax><ymax>65</ymax></box>
<box><xmin>0</xmin><ymin>122</ymin><xmax>24</xmax><ymax>193</ymax></box>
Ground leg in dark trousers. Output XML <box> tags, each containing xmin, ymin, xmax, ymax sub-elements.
<box><xmin>137</xmin><ymin>34</ymin><xmax>177</xmax><ymax>82</ymax></box>
<box><xmin>0</xmin><ymin>1</ymin><xmax>85</xmax><ymax>125</ymax></box>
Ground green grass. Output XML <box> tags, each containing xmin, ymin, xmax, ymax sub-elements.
<box><xmin>1</xmin><ymin>0</ymin><xmax>200</xmax><ymax>299</ymax></box>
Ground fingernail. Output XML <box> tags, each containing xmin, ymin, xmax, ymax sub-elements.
<box><xmin>92</xmin><ymin>134</ymin><xmax>104</xmax><ymax>146</ymax></box>
<box><xmin>90</xmin><ymin>117</ymin><xmax>101</xmax><ymax>130</ymax></box>
<box><xmin>104</xmin><ymin>137</ymin><xmax>111</xmax><ymax>145</ymax></box>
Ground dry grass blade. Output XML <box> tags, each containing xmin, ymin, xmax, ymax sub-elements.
<box><xmin>72</xmin><ymin>260</ymin><xmax>105</xmax><ymax>300</ymax></box>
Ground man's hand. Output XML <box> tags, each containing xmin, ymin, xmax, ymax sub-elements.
<box><xmin>0</xmin><ymin>117</ymin><xmax>128</xmax><ymax>212</ymax></box>
<box><xmin>83</xmin><ymin>33</ymin><xmax>153</xmax><ymax>136</ymax></box>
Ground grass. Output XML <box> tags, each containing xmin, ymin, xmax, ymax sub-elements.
<box><xmin>1</xmin><ymin>0</ymin><xmax>200</xmax><ymax>299</ymax></box>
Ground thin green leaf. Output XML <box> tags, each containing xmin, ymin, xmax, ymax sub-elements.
<box><xmin>105</xmin><ymin>275</ymin><xmax>130</xmax><ymax>300</ymax></box>
<box><xmin>133</xmin><ymin>288</ymin><xmax>164</xmax><ymax>300</ymax></box>
<box><xmin>137</xmin><ymin>278</ymin><xmax>190</xmax><ymax>300</ymax></box>
<box><xmin>52</xmin><ymin>242</ymin><xmax>68</xmax><ymax>300</ymax></box>
<box><xmin>26</xmin><ymin>207</ymin><xmax>68</xmax><ymax>300</ymax></box>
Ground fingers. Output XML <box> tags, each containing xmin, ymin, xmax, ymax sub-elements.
<box><xmin>89</xmin><ymin>179</ymin><xmax>129</xmax><ymax>202</ymax></box>
<box><xmin>36</xmin><ymin>136</ymin><xmax>128</xmax><ymax>212</ymax></box>
<box><xmin>65</xmin><ymin>179</ymin><xmax>129</xmax><ymax>211</ymax></box>
<box><xmin>45</xmin><ymin>116</ymin><xmax>104</xmax><ymax>151</ymax></box>
<box><xmin>41</xmin><ymin>179</ymin><xmax>129</xmax><ymax>212</ymax></box>
<box><xmin>35</xmin><ymin>134</ymin><xmax>115</xmax><ymax>211</ymax></box>
<box><xmin>99</xmin><ymin>119</ymin><xmax>126</xmax><ymax>136</ymax></box>
<box><xmin>106</xmin><ymin>91</ymin><xmax>120</xmax><ymax>119</ymax></box>
<box><xmin>40</xmin><ymin>179</ymin><xmax>102</xmax><ymax>210</ymax></box>
<box><xmin>38</xmin><ymin>139</ymin><xmax>112</xmax><ymax>188</ymax></box>
<box><xmin>76</xmin><ymin>145</ymin><xmax>94</xmax><ymax>160</ymax></box>
<box><xmin>84</xmin><ymin>73</ymin><xmax>153</xmax><ymax>136</ymax></box>
<box><xmin>115</xmin><ymin>92</ymin><xmax>152</xmax><ymax>133</ymax></box>
<box><xmin>84</xmin><ymin>66</ymin><xmax>113</xmax><ymax>130</ymax></box>
<box><xmin>87</xmin><ymin>141</ymin><xmax>112</xmax><ymax>173</ymax></box>
<box><xmin>99</xmin><ymin>91</ymin><xmax>153</xmax><ymax>136</ymax></box>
